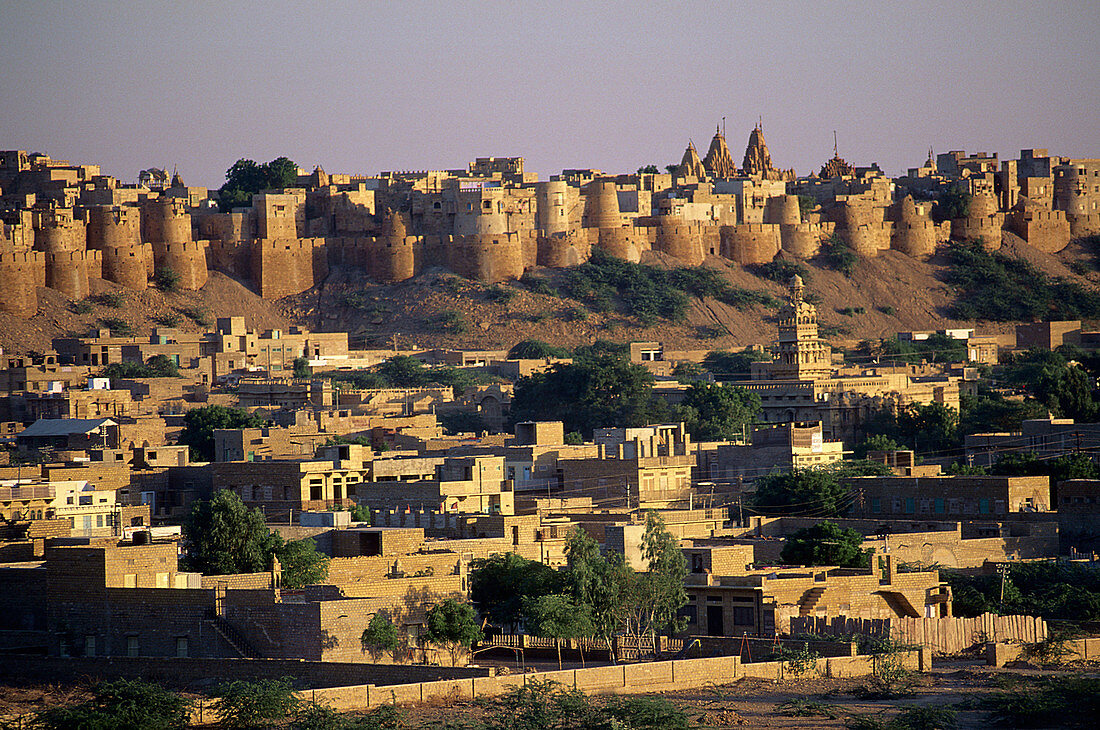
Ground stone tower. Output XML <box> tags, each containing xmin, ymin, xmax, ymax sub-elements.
<box><xmin>771</xmin><ymin>275</ymin><xmax>833</xmax><ymax>381</ymax></box>
<box><xmin>703</xmin><ymin>125</ymin><xmax>737</xmax><ymax>179</ymax></box>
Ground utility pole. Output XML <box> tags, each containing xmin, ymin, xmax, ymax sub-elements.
<box><xmin>997</xmin><ymin>564</ymin><xmax>1010</xmax><ymax>604</ymax></box>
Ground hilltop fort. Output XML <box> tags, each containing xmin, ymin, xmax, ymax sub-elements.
<box><xmin>3</xmin><ymin>126</ymin><xmax>1098</xmax><ymax>318</ymax></box>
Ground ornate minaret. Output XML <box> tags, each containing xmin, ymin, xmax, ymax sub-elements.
<box><xmin>771</xmin><ymin>274</ymin><xmax>833</xmax><ymax>380</ymax></box>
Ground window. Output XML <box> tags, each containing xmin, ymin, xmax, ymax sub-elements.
<box><xmin>123</xmin><ymin>573</ymin><xmax>136</xmax><ymax>588</ymax></box>
<box><xmin>934</xmin><ymin>498</ymin><xmax>945</xmax><ymax>514</ymax></box>
<box><xmin>84</xmin><ymin>635</ymin><xmax>96</xmax><ymax>657</ymax></box>
<box><xmin>732</xmin><ymin>607</ymin><xmax>754</xmax><ymax>626</ymax></box>
<box><xmin>870</xmin><ymin>497</ymin><xmax>881</xmax><ymax>514</ymax></box>
<box><xmin>156</xmin><ymin>572</ymin><xmax>169</xmax><ymax>588</ymax></box>
<box><xmin>979</xmin><ymin>498</ymin><xmax>990</xmax><ymax>514</ymax></box>
<box><xmin>127</xmin><ymin>636</ymin><xmax>139</xmax><ymax>657</ymax></box>
<box><xmin>175</xmin><ymin>637</ymin><xmax>188</xmax><ymax>658</ymax></box>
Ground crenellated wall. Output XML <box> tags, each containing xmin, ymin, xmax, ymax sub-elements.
<box><xmin>721</xmin><ymin>223</ymin><xmax>782</xmax><ymax>264</ymax></box>
<box><xmin>0</xmin><ymin>249</ymin><xmax>42</xmax><ymax>316</ymax></box>
<box><xmin>44</xmin><ymin>248</ymin><xmax>92</xmax><ymax>299</ymax></box>
<box><xmin>141</xmin><ymin>198</ymin><xmax>192</xmax><ymax>246</ymax></box>
<box><xmin>158</xmin><ymin>241</ymin><xmax>210</xmax><ymax>290</ymax></box>
<box><xmin>780</xmin><ymin>222</ymin><xmax>831</xmax><ymax>259</ymax></box>
<box><xmin>34</xmin><ymin>209</ymin><xmax>86</xmax><ymax>254</ymax></box>
<box><xmin>250</xmin><ymin>238</ymin><xmax>329</xmax><ymax>298</ymax></box>
<box><xmin>654</xmin><ymin>221</ymin><xmax>705</xmax><ymax>265</ymax></box>
<box><xmin>536</xmin><ymin>230</ymin><xmax>590</xmax><ymax>268</ymax></box>
<box><xmin>101</xmin><ymin>243</ymin><xmax>152</xmax><ymax>290</ymax></box>
<box><xmin>87</xmin><ymin>206</ymin><xmax>141</xmax><ymax>250</ymax></box>
<box><xmin>891</xmin><ymin>220</ymin><xmax>938</xmax><ymax>258</ymax></box>
<box><xmin>952</xmin><ymin>214</ymin><xmax>1005</xmax><ymax>250</ymax></box>
<box><xmin>1069</xmin><ymin>213</ymin><xmax>1100</xmax><ymax>238</ymax></box>
<box><xmin>842</xmin><ymin>221</ymin><xmax>893</xmax><ymax>257</ymax></box>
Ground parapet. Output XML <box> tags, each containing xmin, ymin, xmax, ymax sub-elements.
<box><xmin>158</xmin><ymin>240</ymin><xmax>210</xmax><ymax>290</ymax></box>
<box><xmin>249</xmin><ymin>237</ymin><xmax>329</xmax><ymax>299</ymax></box>
<box><xmin>780</xmin><ymin>222</ymin><xmax>831</xmax><ymax>259</ymax></box>
<box><xmin>141</xmin><ymin>197</ymin><xmax>192</xmax><ymax>245</ymax></box>
<box><xmin>44</xmin><ymin>248</ymin><xmax>92</xmax><ymax>299</ymax></box>
<box><xmin>101</xmin><ymin>242</ymin><xmax>152</xmax><ymax>290</ymax></box>
<box><xmin>721</xmin><ymin>223</ymin><xmax>782</xmax><ymax>264</ymax></box>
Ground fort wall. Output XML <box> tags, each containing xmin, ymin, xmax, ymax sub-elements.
<box><xmin>779</xmin><ymin>222</ymin><xmax>831</xmax><ymax>259</ymax></box>
<box><xmin>721</xmin><ymin>223</ymin><xmax>781</xmax><ymax>264</ymax></box>
<box><xmin>0</xmin><ymin>250</ymin><xmax>41</xmax><ymax>316</ymax></box>
<box><xmin>86</xmin><ymin>206</ymin><xmax>141</xmax><ymax>250</ymax></box>
<box><xmin>34</xmin><ymin>211</ymin><xmax>86</xmax><ymax>254</ymax></box>
<box><xmin>159</xmin><ymin>241</ymin><xmax>210</xmax><ymax>290</ymax></box>
<box><xmin>952</xmin><ymin>215</ymin><xmax>1005</xmax><ymax>250</ymax></box>
<box><xmin>654</xmin><ymin>222</ymin><xmax>705</xmax><ymax>265</ymax></box>
<box><xmin>1069</xmin><ymin>213</ymin><xmax>1100</xmax><ymax>238</ymax></box>
<box><xmin>891</xmin><ymin>220</ymin><xmax>937</xmax><ymax>259</ymax></box>
<box><xmin>44</xmin><ymin>248</ymin><xmax>91</xmax><ymax>299</ymax></box>
<box><xmin>100</xmin><ymin>243</ymin><xmax>152</xmax><ymax>290</ymax></box>
<box><xmin>250</xmin><ymin>238</ymin><xmax>329</xmax><ymax>298</ymax></box>
<box><xmin>536</xmin><ymin>231</ymin><xmax>590</xmax><ymax>268</ymax></box>
<box><xmin>141</xmin><ymin>198</ymin><xmax>192</xmax><ymax>246</ymax></box>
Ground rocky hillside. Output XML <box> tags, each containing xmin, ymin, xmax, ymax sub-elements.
<box><xmin>2</xmin><ymin>232</ymin><xmax>1097</xmax><ymax>357</ymax></box>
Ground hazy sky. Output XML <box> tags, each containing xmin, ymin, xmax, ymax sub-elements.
<box><xmin>3</xmin><ymin>1</ymin><xmax>1098</xmax><ymax>188</ymax></box>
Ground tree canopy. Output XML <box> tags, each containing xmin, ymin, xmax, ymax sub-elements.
<box><xmin>425</xmin><ymin>599</ymin><xmax>483</xmax><ymax>666</ymax></box>
<box><xmin>507</xmin><ymin>339</ymin><xmax>571</xmax><ymax>360</ymax></box>
<box><xmin>752</xmin><ymin>461</ymin><xmax>892</xmax><ymax>517</ymax></box>
<box><xmin>178</xmin><ymin>405</ymin><xmax>266</xmax><ymax>461</ymax></box>
<box><xmin>217</xmin><ymin>157</ymin><xmax>299</xmax><ymax>212</ymax></box>
<box><xmin>510</xmin><ymin>352</ymin><xmax>672</xmax><ymax>438</ymax></box>
<box><xmin>522</xmin><ymin>594</ymin><xmax>593</xmax><ymax>669</ymax></box>
<box><xmin>678</xmin><ymin>382</ymin><xmax>760</xmax><ymax>441</ymax></box>
<box><xmin>470</xmin><ymin>552</ymin><xmax>565</xmax><ymax>630</ymax></box>
<box><xmin>360</xmin><ymin>612</ymin><xmax>400</xmax><ymax>661</ymax></box>
<box><xmin>102</xmin><ymin>354</ymin><xmax>180</xmax><ymax>380</ymax></box>
<box><xmin>701</xmin><ymin>349</ymin><xmax>771</xmax><ymax>378</ymax></box>
<box><xmin>779</xmin><ymin>521</ymin><xmax>870</xmax><ymax>568</ymax></box>
<box><xmin>182</xmin><ymin>490</ymin><xmax>329</xmax><ymax>588</ymax></box>
<box><xmin>323</xmin><ymin>355</ymin><xmax>489</xmax><ymax>397</ymax></box>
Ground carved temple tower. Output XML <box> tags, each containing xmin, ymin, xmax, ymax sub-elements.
<box><xmin>770</xmin><ymin>274</ymin><xmax>833</xmax><ymax>380</ymax></box>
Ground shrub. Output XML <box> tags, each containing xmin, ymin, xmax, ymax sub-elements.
<box><xmin>98</xmin><ymin>317</ymin><xmax>134</xmax><ymax>336</ymax></box>
<box><xmin>430</xmin><ymin>310</ymin><xmax>469</xmax><ymax>334</ymax></box>
<box><xmin>750</xmin><ymin>259</ymin><xmax>809</xmax><ymax>284</ymax></box>
<box><xmin>982</xmin><ymin>675</ymin><xmax>1100</xmax><ymax>728</ymax></box>
<box><xmin>559</xmin><ymin>306</ymin><xmax>588</xmax><ymax>322</ymax></box>
<box><xmin>520</xmin><ymin>272</ymin><xmax>557</xmax><ymax>297</ymax></box>
<box><xmin>508</xmin><ymin>339</ymin><xmax>570</xmax><ymax>359</ymax></box>
<box><xmin>154</xmin><ymin>312</ymin><xmax>182</xmax><ymax>327</ymax></box>
<box><xmin>71</xmin><ymin>299</ymin><xmax>93</xmax><ymax>314</ymax></box>
<box><xmin>838</xmin><ymin>306</ymin><xmax>866</xmax><ymax>316</ymax></box>
<box><xmin>485</xmin><ymin>285</ymin><xmax>516</xmax><ymax>303</ymax></box>
<box><xmin>360</xmin><ymin>612</ymin><xmax>400</xmax><ymax>662</ymax></box>
<box><xmin>94</xmin><ymin>291</ymin><xmax>125</xmax><ymax>308</ymax></box>
<box><xmin>564</xmin><ymin>431</ymin><xmax>584</xmax><ymax>445</ymax></box>
<box><xmin>212</xmin><ymin>678</ymin><xmax>300</xmax><ymax>729</ymax></box>
<box><xmin>179</xmin><ymin>305</ymin><xmax>210</xmax><ymax>327</ymax></box>
<box><xmin>30</xmin><ymin>679</ymin><xmax>191</xmax><ymax>729</ymax></box>
<box><xmin>878</xmin><ymin>305</ymin><xmax>896</xmax><ymax>316</ymax></box>
<box><xmin>154</xmin><ymin>266</ymin><xmax>180</xmax><ymax>291</ymax></box>
<box><xmin>820</xmin><ymin>232</ymin><xmax>859</xmax><ymax>276</ymax></box>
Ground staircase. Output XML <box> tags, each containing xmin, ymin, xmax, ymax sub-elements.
<box><xmin>207</xmin><ymin>614</ymin><xmax>260</xmax><ymax>658</ymax></box>
<box><xmin>798</xmin><ymin>587</ymin><xmax>827</xmax><ymax>616</ymax></box>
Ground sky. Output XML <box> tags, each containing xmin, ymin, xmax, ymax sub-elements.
<box><xmin>2</xmin><ymin>1</ymin><xmax>1098</xmax><ymax>188</ymax></box>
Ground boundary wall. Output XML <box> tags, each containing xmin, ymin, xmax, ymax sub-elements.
<box><xmin>987</xmin><ymin>636</ymin><xmax>1100</xmax><ymax>666</ymax></box>
<box><xmin>303</xmin><ymin>649</ymin><xmax>924</xmax><ymax>712</ymax></box>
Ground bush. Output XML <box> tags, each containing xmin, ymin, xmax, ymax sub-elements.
<box><xmin>719</xmin><ymin>287</ymin><xmax>777</xmax><ymax>309</ymax></box>
<box><xmin>30</xmin><ymin>679</ymin><xmax>191</xmax><ymax>729</ymax></box>
<box><xmin>94</xmin><ymin>291</ymin><xmax>126</xmax><ymax>308</ymax></box>
<box><xmin>520</xmin><ymin>272</ymin><xmax>557</xmax><ymax>297</ymax></box>
<box><xmin>179</xmin><ymin>305</ymin><xmax>210</xmax><ymax>327</ymax></box>
<box><xmin>430</xmin><ymin>310</ymin><xmax>469</xmax><ymax>334</ymax></box>
<box><xmin>154</xmin><ymin>312</ymin><xmax>182</xmax><ymax>327</ymax></box>
<box><xmin>508</xmin><ymin>339</ymin><xmax>570</xmax><ymax>359</ymax></box>
<box><xmin>820</xmin><ymin>233</ymin><xmax>859</xmax><ymax>277</ymax></box>
<box><xmin>750</xmin><ymin>259</ymin><xmax>810</xmax><ymax>284</ymax></box>
<box><xmin>838</xmin><ymin>306</ymin><xmax>866</xmax><ymax>316</ymax></box>
<box><xmin>98</xmin><ymin>317</ymin><xmax>134</xmax><ymax>336</ymax></box>
<box><xmin>439</xmin><ymin>410</ymin><xmax>489</xmax><ymax>435</ymax></box>
<box><xmin>945</xmin><ymin>238</ymin><xmax>1100</xmax><ymax>321</ymax></box>
<box><xmin>102</xmin><ymin>354</ymin><xmax>179</xmax><ymax>379</ymax></box>
<box><xmin>846</xmin><ymin>706</ymin><xmax>956</xmax><ymax>730</ymax></box>
<box><xmin>213</xmin><ymin>678</ymin><xmax>300</xmax><ymax>729</ymax></box>
<box><xmin>154</xmin><ymin>266</ymin><xmax>180</xmax><ymax>291</ymax></box>
<box><xmin>485</xmin><ymin>285</ymin><xmax>516</xmax><ymax>303</ymax></box>
<box><xmin>559</xmin><ymin>306</ymin><xmax>588</xmax><ymax>322</ymax></box>
<box><xmin>982</xmin><ymin>675</ymin><xmax>1100</xmax><ymax>728</ymax></box>
<box><xmin>71</xmin><ymin>299</ymin><xmax>93</xmax><ymax>314</ymax></box>
<box><xmin>878</xmin><ymin>305</ymin><xmax>896</xmax><ymax>316</ymax></box>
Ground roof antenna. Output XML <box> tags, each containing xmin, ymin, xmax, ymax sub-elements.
<box><xmin>833</xmin><ymin>131</ymin><xmax>839</xmax><ymax>158</ymax></box>
<box><xmin>722</xmin><ymin>116</ymin><xmax>726</xmax><ymax>136</ymax></box>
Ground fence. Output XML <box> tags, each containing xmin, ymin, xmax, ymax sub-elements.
<box><xmin>790</xmin><ymin>613</ymin><xmax>1047</xmax><ymax>655</ymax></box>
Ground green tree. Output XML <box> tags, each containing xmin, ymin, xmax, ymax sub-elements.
<box><xmin>177</xmin><ymin>404</ymin><xmax>266</xmax><ymax>461</ymax></box>
<box><xmin>670</xmin><ymin>361</ymin><xmax>706</xmax><ymax>383</ymax></box>
<box><xmin>438</xmin><ymin>410</ymin><xmax>489</xmax><ymax>435</ymax></box>
<box><xmin>470</xmin><ymin>552</ymin><xmax>565</xmax><ymax>631</ymax></box>
<box><xmin>522</xmin><ymin>594</ymin><xmax>593</xmax><ymax>670</ymax></box>
<box><xmin>564</xmin><ymin>431</ymin><xmax>584</xmax><ymax>445</ymax></box>
<box><xmin>510</xmin><ymin>352</ymin><xmax>672</xmax><ymax>438</ymax></box>
<box><xmin>780</xmin><ymin>521</ymin><xmax>870</xmax><ymax>568</ymax></box>
<box><xmin>154</xmin><ymin>266</ymin><xmax>180</xmax><ymax>292</ymax></box>
<box><xmin>852</xmin><ymin>433</ymin><xmax>904</xmax><ymax>459</ymax></box>
<box><xmin>508</xmin><ymin>339</ymin><xmax>571</xmax><ymax>359</ymax></box>
<box><xmin>819</xmin><ymin>233</ymin><xmax>858</xmax><ymax>277</ymax></box>
<box><xmin>276</xmin><ymin>537</ymin><xmax>330</xmax><ymax>589</ymax></box>
<box><xmin>102</xmin><ymin>354</ymin><xmax>180</xmax><ymax>379</ymax></box>
<box><xmin>636</xmin><ymin>511</ymin><xmax>688</xmax><ymax>640</ymax></box>
<box><xmin>217</xmin><ymin>157</ymin><xmax>300</xmax><ymax>212</ymax></box>
<box><xmin>935</xmin><ymin>187</ymin><xmax>971</xmax><ymax>221</ymax></box>
<box><xmin>212</xmin><ymin>678</ymin><xmax>299</xmax><ymax>729</ymax></box>
<box><xmin>636</xmin><ymin>164</ymin><xmax>660</xmax><ymax>174</ymax></box>
<box><xmin>1003</xmin><ymin>348</ymin><xmax>1099</xmax><ymax>421</ymax></box>
<box><xmin>31</xmin><ymin>679</ymin><xmax>191</xmax><ymax>730</ymax></box>
<box><xmin>424</xmin><ymin>598</ymin><xmax>483</xmax><ymax>667</ymax></box>
<box><xmin>182</xmin><ymin>490</ymin><xmax>281</xmax><ymax>575</ymax></box>
<box><xmin>677</xmin><ymin>381</ymin><xmax>760</xmax><ymax>441</ymax></box>
<box><xmin>753</xmin><ymin>462</ymin><xmax>891</xmax><ymax>517</ymax></box>
<box><xmin>565</xmin><ymin>526</ymin><xmax>633</xmax><ymax>664</ymax></box>
<box><xmin>292</xmin><ymin>356</ymin><xmax>310</xmax><ymax>379</ymax></box>
<box><xmin>701</xmin><ymin>348</ymin><xmax>770</xmax><ymax>378</ymax></box>
<box><xmin>360</xmin><ymin>612</ymin><xmax>400</xmax><ymax>662</ymax></box>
